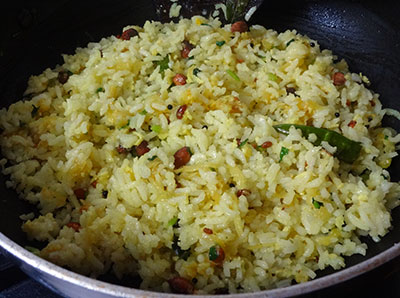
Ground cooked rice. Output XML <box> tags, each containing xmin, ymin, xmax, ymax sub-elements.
<box><xmin>1</xmin><ymin>16</ymin><xmax>400</xmax><ymax>294</ymax></box>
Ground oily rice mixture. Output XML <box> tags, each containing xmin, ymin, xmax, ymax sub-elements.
<box><xmin>1</xmin><ymin>17</ymin><xmax>400</xmax><ymax>294</ymax></box>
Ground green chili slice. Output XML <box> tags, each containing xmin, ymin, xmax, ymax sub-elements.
<box><xmin>273</xmin><ymin>124</ymin><xmax>362</xmax><ymax>163</ymax></box>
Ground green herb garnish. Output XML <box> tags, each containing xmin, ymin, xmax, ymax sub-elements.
<box><xmin>384</xmin><ymin>135</ymin><xmax>389</xmax><ymax>140</ymax></box>
<box><xmin>267</xmin><ymin>73</ymin><xmax>278</xmax><ymax>82</ymax></box>
<box><xmin>139</xmin><ymin>109</ymin><xmax>148</xmax><ymax>115</ymax></box>
<box><xmin>216</xmin><ymin>41</ymin><xmax>225</xmax><ymax>47</ymax></box>
<box><xmin>312</xmin><ymin>197</ymin><xmax>323</xmax><ymax>209</ymax></box>
<box><xmin>151</xmin><ymin>124</ymin><xmax>161</xmax><ymax>133</ymax></box>
<box><xmin>96</xmin><ymin>87</ymin><xmax>105</xmax><ymax>93</ymax></box>
<box><xmin>167</xmin><ymin>217</ymin><xmax>178</xmax><ymax>227</ymax></box>
<box><xmin>238</xmin><ymin>138</ymin><xmax>248</xmax><ymax>148</ymax></box>
<box><xmin>201</xmin><ymin>23</ymin><xmax>212</xmax><ymax>27</ymax></box>
<box><xmin>208</xmin><ymin>245</ymin><xmax>218</xmax><ymax>261</ymax></box>
<box><xmin>31</xmin><ymin>105</ymin><xmax>39</xmax><ymax>118</ymax></box>
<box><xmin>286</xmin><ymin>39</ymin><xmax>295</xmax><ymax>47</ymax></box>
<box><xmin>119</xmin><ymin>120</ymin><xmax>130</xmax><ymax>130</ymax></box>
<box><xmin>226</xmin><ymin>70</ymin><xmax>240</xmax><ymax>82</ymax></box>
<box><xmin>279</xmin><ymin>146</ymin><xmax>289</xmax><ymax>162</ymax></box>
<box><xmin>193</xmin><ymin>68</ymin><xmax>201</xmax><ymax>76</ymax></box>
<box><xmin>155</xmin><ymin>55</ymin><xmax>170</xmax><ymax>74</ymax></box>
<box><xmin>256</xmin><ymin>54</ymin><xmax>266</xmax><ymax>60</ymax></box>
<box><xmin>148</xmin><ymin>155</ymin><xmax>158</xmax><ymax>161</ymax></box>
<box><xmin>210</xmin><ymin>167</ymin><xmax>216</xmax><ymax>172</ymax></box>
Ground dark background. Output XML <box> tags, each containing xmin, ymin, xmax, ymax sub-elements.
<box><xmin>1</xmin><ymin>0</ymin><xmax>400</xmax><ymax>297</ymax></box>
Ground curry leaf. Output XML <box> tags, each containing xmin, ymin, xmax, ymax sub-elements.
<box><xmin>225</xmin><ymin>0</ymin><xmax>250</xmax><ymax>23</ymax></box>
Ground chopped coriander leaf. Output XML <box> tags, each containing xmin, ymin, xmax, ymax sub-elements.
<box><xmin>155</xmin><ymin>55</ymin><xmax>170</xmax><ymax>73</ymax></box>
<box><xmin>267</xmin><ymin>73</ymin><xmax>278</xmax><ymax>81</ymax></box>
<box><xmin>188</xmin><ymin>56</ymin><xmax>194</xmax><ymax>60</ymax></box>
<box><xmin>216</xmin><ymin>41</ymin><xmax>225</xmax><ymax>47</ymax></box>
<box><xmin>187</xmin><ymin>147</ymin><xmax>193</xmax><ymax>156</ymax></box>
<box><xmin>210</xmin><ymin>167</ymin><xmax>216</xmax><ymax>172</ymax></box>
<box><xmin>384</xmin><ymin>135</ymin><xmax>389</xmax><ymax>140</ymax></box>
<box><xmin>226</xmin><ymin>70</ymin><xmax>240</xmax><ymax>82</ymax></box>
<box><xmin>119</xmin><ymin>120</ymin><xmax>130</xmax><ymax>130</ymax></box>
<box><xmin>167</xmin><ymin>216</ymin><xmax>178</xmax><ymax>227</ymax></box>
<box><xmin>238</xmin><ymin>139</ymin><xmax>248</xmax><ymax>148</ymax></box>
<box><xmin>312</xmin><ymin>197</ymin><xmax>323</xmax><ymax>209</ymax></box>
<box><xmin>148</xmin><ymin>155</ymin><xmax>158</xmax><ymax>161</ymax></box>
<box><xmin>96</xmin><ymin>87</ymin><xmax>105</xmax><ymax>93</ymax></box>
<box><xmin>286</xmin><ymin>39</ymin><xmax>295</xmax><ymax>47</ymax></box>
<box><xmin>279</xmin><ymin>147</ymin><xmax>289</xmax><ymax>162</ymax></box>
<box><xmin>66</xmin><ymin>70</ymin><xmax>74</xmax><ymax>76</ymax></box>
<box><xmin>193</xmin><ymin>68</ymin><xmax>201</xmax><ymax>76</ymax></box>
<box><xmin>139</xmin><ymin>109</ymin><xmax>148</xmax><ymax>115</ymax></box>
<box><xmin>151</xmin><ymin>124</ymin><xmax>161</xmax><ymax>133</ymax></box>
<box><xmin>31</xmin><ymin>105</ymin><xmax>39</xmax><ymax>117</ymax></box>
<box><xmin>201</xmin><ymin>23</ymin><xmax>212</xmax><ymax>27</ymax></box>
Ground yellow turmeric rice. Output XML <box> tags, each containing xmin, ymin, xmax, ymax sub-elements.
<box><xmin>1</xmin><ymin>17</ymin><xmax>400</xmax><ymax>294</ymax></box>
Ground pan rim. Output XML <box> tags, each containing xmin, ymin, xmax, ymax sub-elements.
<box><xmin>1</xmin><ymin>232</ymin><xmax>399</xmax><ymax>297</ymax></box>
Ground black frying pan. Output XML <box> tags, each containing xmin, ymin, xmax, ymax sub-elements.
<box><xmin>1</xmin><ymin>0</ymin><xmax>400</xmax><ymax>296</ymax></box>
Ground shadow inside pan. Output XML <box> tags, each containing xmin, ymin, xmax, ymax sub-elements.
<box><xmin>0</xmin><ymin>0</ymin><xmax>399</xmax><ymax>292</ymax></box>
